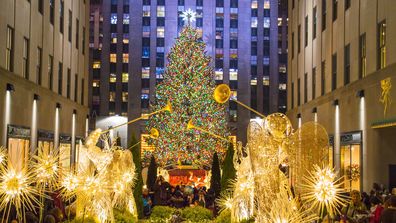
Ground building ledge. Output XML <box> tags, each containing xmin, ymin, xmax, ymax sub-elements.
<box><xmin>371</xmin><ymin>118</ymin><xmax>396</xmax><ymax>129</ymax></box>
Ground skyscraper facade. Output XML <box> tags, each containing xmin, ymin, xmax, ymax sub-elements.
<box><xmin>287</xmin><ymin>0</ymin><xmax>396</xmax><ymax>191</ymax></box>
<box><xmin>0</xmin><ymin>0</ymin><xmax>90</xmax><ymax>169</ymax></box>
<box><xmin>89</xmin><ymin>0</ymin><xmax>288</xmax><ymax>145</ymax></box>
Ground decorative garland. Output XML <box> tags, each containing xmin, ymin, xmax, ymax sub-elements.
<box><xmin>347</xmin><ymin>164</ymin><xmax>360</xmax><ymax>181</ymax></box>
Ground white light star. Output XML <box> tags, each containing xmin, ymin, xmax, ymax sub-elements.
<box><xmin>181</xmin><ymin>8</ymin><xmax>197</xmax><ymax>24</ymax></box>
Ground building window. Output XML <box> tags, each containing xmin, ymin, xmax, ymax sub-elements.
<box><xmin>313</xmin><ymin>6</ymin><xmax>317</xmax><ymax>39</ymax></box>
<box><xmin>378</xmin><ymin>20</ymin><xmax>386</xmax><ymax>69</ymax></box>
<box><xmin>312</xmin><ymin>67</ymin><xmax>316</xmax><ymax>99</ymax></box>
<box><xmin>345</xmin><ymin>0</ymin><xmax>351</xmax><ymax>10</ymax></box>
<box><xmin>23</xmin><ymin>37</ymin><xmax>29</xmax><ymax>79</ymax></box>
<box><xmin>38</xmin><ymin>0</ymin><xmax>44</xmax><ymax>14</ymax></box>
<box><xmin>58</xmin><ymin>62</ymin><xmax>63</xmax><ymax>95</ymax></box>
<box><xmin>68</xmin><ymin>10</ymin><xmax>72</xmax><ymax>42</ymax></box>
<box><xmin>67</xmin><ymin>69</ymin><xmax>71</xmax><ymax>99</ymax></box>
<box><xmin>344</xmin><ymin>44</ymin><xmax>350</xmax><ymax>85</ymax></box>
<box><xmin>74</xmin><ymin>74</ymin><xmax>78</xmax><ymax>102</ymax></box>
<box><xmin>264</xmin><ymin>0</ymin><xmax>270</xmax><ymax>9</ymax></box>
<box><xmin>292</xmin><ymin>32</ymin><xmax>294</xmax><ymax>59</ymax></box>
<box><xmin>321</xmin><ymin>60</ymin><xmax>325</xmax><ymax>95</ymax></box>
<box><xmin>143</xmin><ymin>5</ymin><xmax>150</xmax><ymax>16</ymax></box>
<box><xmin>157</xmin><ymin>27</ymin><xmax>165</xmax><ymax>37</ymax></box>
<box><xmin>110</xmin><ymin>73</ymin><xmax>116</xmax><ymax>83</ymax></box>
<box><xmin>297</xmin><ymin>78</ymin><xmax>301</xmax><ymax>106</ymax></box>
<box><xmin>332</xmin><ymin>0</ymin><xmax>337</xmax><ymax>21</ymax></box>
<box><xmin>6</xmin><ymin>26</ymin><xmax>14</xmax><ymax>72</ymax></box>
<box><xmin>157</xmin><ymin>6</ymin><xmax>165</xmax><ymax>17</ymax></box>
<box><xmin>122</xmin><ymin>73</ymin><xmax>128</xmax><ymax>82</ymax></box>
<box><xmin>322</xmin><ymin>0</ymin><xmax>326</xmax><ymax>31</ymax></box>
<box><xmin>332</xmin><ymin>54</ymin><xmax>337</xmax><ymax>91</ymax></box>
<box><xmin>93</xmin><ymin>61</ymin><xmax>101</xmax><ymax>69</ymax></box>
<box><xmin>81</xmin><ymin>78</ymin><xmax>85</xmax><ymax>105</ymax></box>
<box><xmin>111</xmin><ymin>13</ymin><xmax>117</xmax><ymax>24</ymax></box>
<box><xmin>304</xmin><ymin>73</ymin><xmax>308</xmax><ymax>103</ymax></box>
<box><xmin>110</xmin><ymin>54</ymin><xmax>116</xmax><ymax>63</ymax></box>
<box><xmin>291</xmin><ymin>82</ymin><xmax>294</xmax><ymax>108</ymax></box>
<box><xmin>48</xmin><ymin>55</ymin><xmax>53</xmax><ymax>90</ymax></box>
<box><xmin>359</xmin><ymin>33</ymin><xmax>366</xmax><ymax>79</ymax></box>
<box><xmin>123</xmin><ymin>14</ymin><xmax>129</xmax><ymax>24</ymax></box>
<box><xmin>75</xmin><ymin>19</ymin><xmax>79</xmax><ymax>49</ymax></box>
<box><xmin>37</xmin><ymin>47</ymin><xmax>42</xmax><ymax>85</ymax></box>
<box><xmin>82</xmin><ymin>27</ymin><xmax>86</xmax><ymax>55</ymax></box>
<box><xmin>297</xmin><ymin>24</ymin><xmax>301</xmax><ymax>53</ymax></box>
<box><xmin>305</xmin><ymin>16</ymin><xmax>308</xmax><ymax>47</ymax></box>
<box><xmin>59</xmin><ymin>1</ymin><xmax>64</xmax><ymax>33</ymax></box>
<box><xmin>122</xmin><ymin>53</ymin><xmax>129</xmax><ymax>63</ymax></box>
<box><xmin>50</xmin><ymin>0</ymin><xmax>54</xmax><ymax>24</ymax></box>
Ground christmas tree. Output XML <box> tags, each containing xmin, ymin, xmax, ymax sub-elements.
<box><xmin>147</xmin><ymin>25</ymin><xmax>228</xmax><ymax>166</ymax></box>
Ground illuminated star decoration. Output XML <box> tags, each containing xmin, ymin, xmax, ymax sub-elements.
<box><xmin>181</xmin><ymin>8</ymin><xmax>197</xmax><ymax>24</ymax></box>
<box><xmin>300</xmin><ymin>165</ymin><xmax>349</xmax><ymax>217</ymax></box>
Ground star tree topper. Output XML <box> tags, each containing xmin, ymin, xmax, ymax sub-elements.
<box><xmin>181</xmin><ymin>8</ymin><xmax>197</xmax><ymax>25</ymax></box>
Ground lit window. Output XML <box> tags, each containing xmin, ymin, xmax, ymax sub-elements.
<box><xmin>279</xmin><ymin>83</ymin><xmax>287</xmax><ymax>90</ymax></box>
<box><xmin>264</xmin><ymin>18</ymin><xmax>270</xmax><ymax>28</ymax></box>
<box><xmin>122</xmin><ymin>53</ymin><xmax>129</xmax><ymax>63</ymax></box>
<box><xmin>142</xmin><ymin>67</ymin><xmax>150</xmax><ymax>79</ymax></box>
<box><xmin>143</xmin><ymin>5</ymin><xmax>150</xmax><ymax>17</ymax></box>
<box><xmin>278</xmin><ymin>18</ymin><xmax>282</xmax><ymax>26</ymax></box>
<box><xmin>110</xmin><ymin>54</ymin><xmax>117</xmax><ymax>63</ymax></box>
<box><xmin>230</xmin><ymin>90</ymin><xmax>237</xmax><ymax>100</ymax></box>
<box><xmin>141</xmin><ymin>94</ymin><xmax>149</xmax><ymax>99</ymax></box>
<box><xmin>215</xmin><ymin>69</ymin><xmax>223</xmax><ymax>80</ymax></box>
<box><xmin>263</xmin><ymin>76</ymin><xmax>270</xmax><ymax>86</ymax></box>
<box><xmin>92</xmin><ymin>80</ymin><xmax>100</xmax><ymax>87</ymax></box>
<box><xmin>157</xmin><ymin>27</ymin><xmax>165</xmax><ymax>37</ymax></box>
<box><xmin>111</xmin><ymin>13</ymin><xmax>117</xmax><ymax>24</ymax></box>
<box><xmin>263</xmin><ymin>57</ymin><xmax>270</xmax><ymax>65</ymax></box>
<box><xmin>279</xmin><ymin>64</ymin><xmax>287</xmax><ymax>73</ymax></box>
<box><xmin>229</xmin><ymin>110</ymin><xmax>237</xmax><ymax>122</ymax></box>
<box><xmin>123</xmin><ymin>34</ymin><xmax>129</xmax><ymax>44</ymax></box>
<box><xmin>142</xmin><ymin>89</ymin><xmax>149</xmax><ymax>94</ymax></box>
<box><xmin>109</xmin><ymin>112</ymin><xmax>115</xmax><ymax>116</ymax></box>
<box><xmin>121</xmin><ymin>112</ymin><xmax>128</xmax><ymax>116</ymax></box>
<box><xmin>251</xmin><ymin>0</ymin><xmax>258</xmax><ymax>9</ymax></box>
<box><xmin>143</xmin><ymin>26</ymin><xmax>150</xmax><ymax>37</ymax></box>
<box><xmin>109</xmin><ymin>92</ymin><xmax>116</xmax><ymax>101</ymax></box>
<box><xmin>264</xmin><ymin>0</ymin><xmax>270</xmax><ymax>9</ymax></box>
<box><xmin>112</xmin><ymin>37</ymin><xmax>117</xmax><ymax>43</ymax></box>
<box><xmin>157</xmin><ymin>6</ymin><xmax>165</xmax><ymax>17</ymax></box>
<box><xmin>123</xmin><ymin>14</ymin><xmax>129</xmax><ymax>24</ymax></box>
<box><xmin>93</xmin><ymin>61</ymin><xmax>101</xmax><ymax>69</ymax></box>
<box><xmin>110</xmin><ymin>73</ymin><xmax>116</xmax><ymax>83</ymax></box>
<box><xmin>230</xmin><ymin>69</ymin><xmax>238</xmax><ymax>80</ymax></box>
<box><xmin>122</xmin><ymin>73</ymin><xmax>129</xmax><ymax>82</ymax></box>
<box><xmin>250</xmin><ymin>78</ymin><xmax>257</xmax><ymax>85</ymax></box>
<box><xmin>251</xmin><ymin>17</ymin><xmax>258</xmax><ymax>28</ymax></box>
<box><xmin>230</xmin><ymin>49</ymin><xmax>238</xmax><ymax>59</ymax></box>
<box><xmin>122</xmin><ymin>92</ymin><xmax>128</xmax><ymax>102</ymax></box>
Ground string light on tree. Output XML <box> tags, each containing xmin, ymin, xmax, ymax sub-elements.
<box><xmin>146</xmin><ymin>25</ymin><xmax>229</xmax><ymax>166</ymax></box>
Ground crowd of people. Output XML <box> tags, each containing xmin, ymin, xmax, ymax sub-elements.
<box><xmin>143</xmin><ymin>177</ymin><xmax>396</xmax><ymax>223</ymax></box>
<box><xmin>334</xmin><ymin>183</ymin><xmax>396</xmax><ymax>223</ymax></box>
<box><xmin>142</xmin><ymin>176</ymin><xmax>216</xmax><ymax>217</ymax></box>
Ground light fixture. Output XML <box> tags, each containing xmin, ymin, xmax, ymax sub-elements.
<box><xmin>357</xmin><ymin>90</ymin><xmax>365</xmax><ymax>98</ymax></box>
<box><xmin>73</xmin><ymin>109</ymin><xmax>77</xmax><ymax>114</ymax></box>
<box><xmin>297</xmin><ymin>113</ymin><xmax>301</xmax><ymax>118</ymax></box>
<box><xmin>333</xmin><ymin>99</ymin><xmax>339</xmax><ymax>106</ymax></box>
<box><xmin>56</xmin><ymin>103</ymin><xmax>62</xmax><ymax>109</ymax></box>
<box><xmin>6</xmin><ymin>83</ymin><xmax>15</xmax><ymax>92</ymax></box>
<box><xmin>312</xmin><ymin>107</ymin><xmax>317</xmax><ymax>113</ymax></box>
<box><xmin>33</xmin><ymin>94</ymin><xmax>40</xmax><ymax>101</ymax></box>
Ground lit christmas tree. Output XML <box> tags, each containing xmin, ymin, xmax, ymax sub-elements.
<box><xmin>146</xmin><ymin>25</ymin><xmax>228</xmax><ymax>166</ymax></box>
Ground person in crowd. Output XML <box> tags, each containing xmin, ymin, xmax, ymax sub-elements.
<box><xmin>369</xmin><ymin>196</ymin><xmax>384</xmax><ymax>223</ymax></box>
<box><xmin>142</xmin><ymin>188</ymin><xmax>152</xmax><ymax>217</ymax></box>
<box><xmin>380</xmin><ymin>195</ymin><xmax>396</xmax><ymax>222</ymax></box>
<box><xmin>153</xmin><ymin>175</ymin><xmax>170</xmax><ymax>206</ymax></box>
<box><xmin>196</xmin><ymin>190</ymin><xmax>206</xmax><ymax>207</ymax></box>
<box><xmin>205</xmin><ymin>188</ymin><xmax>215</xmax><ymax>210</ymax></box>
<box><xmin>362</xmin><ymin>192</ymin><xmax>371</xmax><ymax>210</ymax></box>
<box><xmin>341</xmin><ymin>190</ymin><xmax>369</xmax><ymax>223</ymax></box>
<box><xmin>171</xmin><ymin>190</ymin><xmax>185</xmax><ymax>208</ymax></box>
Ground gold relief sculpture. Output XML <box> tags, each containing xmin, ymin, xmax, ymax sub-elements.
<box><xmin>380</xmin><ymin>77</ymin><xmax>392</xmax><ymax>116</ymax></box>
